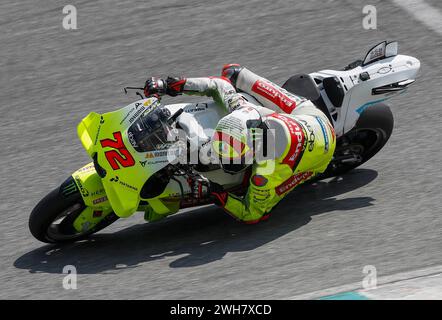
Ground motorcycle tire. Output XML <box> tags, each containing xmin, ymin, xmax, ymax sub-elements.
<box><xmin>320</xmin><ymin>103</ymin><xmax>394</xmax><ymax>178</ymax></box>
<box><xmin>29</xmin><ymin>177</ymin><xmax>119</xmax><ymax>243</ymax></box>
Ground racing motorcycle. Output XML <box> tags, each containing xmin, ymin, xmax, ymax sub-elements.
<box><xmin>29</xmin><ymin>41</ymin><xmax>420</xmax><ymax>243</ymax></box>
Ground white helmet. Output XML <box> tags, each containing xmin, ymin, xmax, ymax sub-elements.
<box><xmin>211</xmin><ymin>107</ymin><xmax>264</xmax><ymax>174</ymax></box>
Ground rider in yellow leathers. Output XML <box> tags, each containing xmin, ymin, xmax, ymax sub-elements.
<box><xmin>144</xmin><ymin>65</ymin><xmax>335</xmax><ymax>223</ymax></box>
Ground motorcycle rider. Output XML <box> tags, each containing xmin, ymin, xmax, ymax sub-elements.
<box><xmin>144</xmin><ymin>65</ymin><xmax>336</xmax><ymax>223</ymax></box>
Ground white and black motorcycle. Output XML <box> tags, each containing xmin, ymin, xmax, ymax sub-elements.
<box><xmin>29</xmin><ymin>41</ymin><xmax>420</xmax><ymax>243</ymax></box>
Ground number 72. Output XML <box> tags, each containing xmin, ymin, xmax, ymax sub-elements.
<box><xmin>100</xmin><ymin>132</ymin><xmax>135</xmax><ymax>170</ymax></box>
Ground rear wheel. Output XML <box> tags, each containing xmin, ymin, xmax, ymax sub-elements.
<box><xmin>321</xmin><ymin>103</ymin><xmax>394</xmax><ymax>177</ymax></box>
<box><xmin>29</xmin><ymin>177</ymin><xmax>119</xmax><ymax>243</ymax></box>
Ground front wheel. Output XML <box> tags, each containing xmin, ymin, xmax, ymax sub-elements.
<box><xmin>29</xmin><ymin>177</ymin><xmax>119</xmax><ymax>243</ymax></box>
<box><xmin>321</xmin><ymin>103</ymin><xmax>394</xmax><ymax>177</ymax></box>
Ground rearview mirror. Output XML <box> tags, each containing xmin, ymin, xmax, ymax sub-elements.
<box><xmin>385</xmin><ymin>41</ymin><xmax>398</xmax><ymax>57</ymax></box>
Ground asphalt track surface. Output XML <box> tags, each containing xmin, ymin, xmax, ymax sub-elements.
<box><xmin>1</xmin><ymin>0</ymin><xmax>441</xmax><ymax>299</ymax></box>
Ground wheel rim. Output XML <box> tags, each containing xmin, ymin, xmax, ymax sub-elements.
<box><xmin>351</xmin><ymin>128</ymin><xmax>384</xmax><ymax>155</ymax></box>
<box><xmin>333</xmin><ymin>128</ymin><xmax>385</xmax><ymax>169</ymax></box>
<box><xmin>46</xmin><ymin>202</ymin><xmax>90</xmax><ymax>241</ymax></box>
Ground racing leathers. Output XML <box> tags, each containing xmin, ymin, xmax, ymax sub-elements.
<box><xmin>146</xmin><ymin>67</ymin><xmax>336</xmax><ymax>223</ymax></box>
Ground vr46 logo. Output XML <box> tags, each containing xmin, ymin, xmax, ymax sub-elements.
<box><xmin>100</xmin><ymin>132</ymin><xmax>135</xmax><ymax>170</ymax></box>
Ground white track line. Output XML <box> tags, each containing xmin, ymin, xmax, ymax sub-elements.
<box><xmin>290</xmin><ymin>264</ymin><xmax>442</xmax><ymax>299</ymax></box>
<box><xmin>391</xmin><ymin>0</ymin><xmax>442</xmax><ymax>36</ymax></box>
<box><xmin>361</xmin><ymin>273</ymin><xmax>442</xmax><ymax>300</ymax></box>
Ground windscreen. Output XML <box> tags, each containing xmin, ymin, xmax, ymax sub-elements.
<box><xmin>127</xmin><ymin>107</ymin><xmax>172</xmax><ymax>152</ymax></box>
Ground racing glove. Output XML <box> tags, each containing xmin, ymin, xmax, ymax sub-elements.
<box><xmin>144</xmin><ymin>76</ymin><xmax>186</xmax><ymax>97</ymax></box>
<box><xmin>144</xmin><ymin>77</ymin><xmax>166</xmax><ymax>97</ymax></box>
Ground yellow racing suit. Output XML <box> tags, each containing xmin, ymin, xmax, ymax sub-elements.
<box><xmin>180</xmin><ymin>68</ymin><xmax>336</xmax><ymax>223</ymax></box>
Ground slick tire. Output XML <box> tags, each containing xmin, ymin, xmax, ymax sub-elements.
<box><xmin>29</xmin><ymin>177</ymin><xmax>119</xmax><ymax>243</ymax></box>
<box><xmin>320</xmin><ymin>103</ymin><xmax>394</xmax><ymax>178</ymax></box>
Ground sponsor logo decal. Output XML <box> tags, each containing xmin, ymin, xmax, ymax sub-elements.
<box><xmin>275</xmin><ymin>171</ymin><xmax>313</xmax><ymax>196</ymax></box>
<box><xmin>77</xmin><ymin>164</ymin><xmax>95</xmax><ymax>173</ymax></box>
<box><xmin>120</xmin><ymin>102</ymin><xmax>149</xmax><ymax>125</ymax></box>
<box><xmin>128</xmin><ymin>106</ymin><xmax>145</xmax><ymax>124</ymax></box>
<box><xmin>92</xmin><ymin>196</ymin><xmax>108</xmax><ymax>205</ymax></box>
<box><xmin>369</xmin><ymin>47</ymin><xmax>384</xmax><ymax>61</ymax></box>
<box><xmin>93</xmin><ymin>116</ymin><xmax>105</xmax><ymax>146</ymax></box>
<box><xmin>61</xmin><ymin>180</ymin><xmax>78</xmax><ymax>197</ymax></box>
<box><xmin>90</xmin><ymin>189</ymin><xmax>105</xmax><ymax>197</ymax></box>
<box><xmin>327</xmin><ymin>121</ymin><xmax>336</xmax><ymax>143</ymax></box>
<box><xmin>145</xmin><ymin>149</ymin><xmax>181</xmax><ymax>159</ymax></box>
<box><xmin>251</xmin><ymin>80</ymin><xmax>297</xmax><ymax>113</ymax></box>
<box><xmin>315</xmin><ymin>116</ymin><xmax>330</xmax><ymax>153</ymax></box>
<box><xmin>109</xmin><ymin>176</ymin><xmax>138</xmax><ymax>191</ymax></box>
<box><xmin>270</xmin><ymin>113</ymin><xmax>305</xmax><ymax>169</ymax></box>
<box><xmin>128</xmin><ymin>131</ymin><xmax>138</xmax><ymax>148</ymax></box>
<box><xmin>139</xmin><ymin>160</ymin><xmax>147</xmax><ymax>167</ymax></box>
<box><xmin>299</xmin><ymin>119</ymin><xmax>315</xmax><ymax>152</ymax></box>
<box><xmin>74</xmin><ymin>175</ymin><xmax>89</xmax><ymax>197</ymax></box>
<box><xmin>227</xmin><ymin>95</ymin><xmax>245</xmax><ymax>111</ymax></box>
<box><xmin>185</xmin><ymin>103</ymin><xmax>208</xmax><ymax>113</ymax></box>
